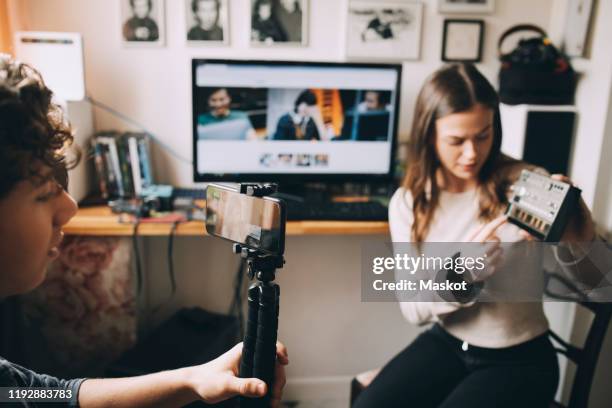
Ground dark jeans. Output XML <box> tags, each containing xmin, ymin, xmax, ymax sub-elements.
<box><xmin>353</xmin><ymin>324</ymin><xmax>559</xmax><ymax>408</ymax></box>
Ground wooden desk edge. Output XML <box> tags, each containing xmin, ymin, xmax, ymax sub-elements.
<box><xmin>65</xmin><ymin>207</ymin><xmax>390</xmax><ymax>236</ymax></box>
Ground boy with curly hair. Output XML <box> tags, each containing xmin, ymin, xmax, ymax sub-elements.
<box><xmin>0</xmin><ymin>54</ymin><xmax>287</xmax><ymax>407</ymax></box>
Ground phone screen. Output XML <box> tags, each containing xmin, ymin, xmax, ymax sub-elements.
<box><xmin>205</xmin><ymin>184</ymin><xmax>285</xmax><ymax>256</ymax></box>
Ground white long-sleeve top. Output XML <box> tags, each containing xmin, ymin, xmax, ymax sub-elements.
<box><xmin>388</xmin><ymin>186</ymin><xmax>551</xmax><ymax>347</ymax></box>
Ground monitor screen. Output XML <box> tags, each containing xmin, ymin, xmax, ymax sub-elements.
<box><xmin>192</xmin><ymin>60</ymin><xmax>401</xmax><ymax>182</ymax></box>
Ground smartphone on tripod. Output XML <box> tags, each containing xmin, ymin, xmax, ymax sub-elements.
<box><xmin>205</xmin><ymin>183</ymin><xmax>286</xmax><ymax>256</ymax></box>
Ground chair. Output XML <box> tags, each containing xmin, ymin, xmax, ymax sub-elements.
<box><xmin>545</xmin><ymin>273</ymin><xmax>612</xmax><ymax>408</ymax></box>
<box><xmin>349</xmin><ymin>274</ymin><xmax>612</xmax><ymax>408</ymax></box>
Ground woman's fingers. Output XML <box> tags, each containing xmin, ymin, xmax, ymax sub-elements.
<box><xmin>551</xmin><ymin>174</ymin><xmax>573</xmax><ymax>185</ymax></box>
<box><xmin>469</xmin><ymin>215</ymin><xmax>508</xmax><ymax>242</ymax></box>
<box><xmin>484</xmin><ymin>241</ymin><xmax>501</xmax><ymax>257</ymax></box>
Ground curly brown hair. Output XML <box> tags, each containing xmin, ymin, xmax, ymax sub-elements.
<box><xmin>0</xmin><ymin>54</ymin><xmax>79</xmax><ymax>199</ymax></box>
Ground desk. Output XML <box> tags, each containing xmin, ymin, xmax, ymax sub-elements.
<box><xmin>65</xmin><ymin>206</ymin><xmax>390</xmax><ymax>236</ymax></box>
<box><xmin>26</xmin><ymin>206</ymin><xmax>389</xmax><ymax>380</ymax></box>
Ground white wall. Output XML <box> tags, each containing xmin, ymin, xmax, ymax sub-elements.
<box><xmin>561</xmin><ymin>0</ymin><xmax>612</xmax><ymax>212</ymax></box>
<box><xmin>10</xmin><ymin>0</ymin><xmax>553</xmax><ymax>186</ymax></box>
<box><xmin>12</xmin><ymin>0</ymin><xmax>612</xmax><ymax>405</ymax></box>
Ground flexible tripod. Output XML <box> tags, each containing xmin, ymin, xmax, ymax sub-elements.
<box><xmin>234</xmin><ymin>244</ymin><xmax>284</xmax><ymax>408</ymax></box>
<box><xmin>227</xmin><ymin>183</ymin><xmax>285</xmax><ymax>408</ymax></box>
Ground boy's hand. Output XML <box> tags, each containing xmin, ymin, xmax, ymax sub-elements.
<box><xmin>186</xmin><ymin>342</ymin><xmax>289</xmax><ymax>406</ymax></box>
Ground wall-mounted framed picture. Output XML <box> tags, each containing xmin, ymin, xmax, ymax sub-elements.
<box><xmin>185</xmin><ymin>0</ymin><xmax>230</xmax><ymax>45</ymax></box>
<box><xmin>562</xmin><ymin>0</ymin><xmax>595</xmax><ymax>57</ymax></box>
<box><xmin>438</xmin><ymin>0</ymin><xmax>495</xmax><ymax>14</ymax></box>
<box><xmin>250</xmin><ymin>0</ymin><xmax>309</xmax><ymax>46</ymax></box>
<box><xmin>442</xmin><ymin>19</ymin><xmax>484</xmax><ymax>62</ymax></box>
<box><xmin>120</xmin><ymin>0</ymin><xmax>165</xmax><ymax>46</ymax></box>
<box><xmin>346</xmin><ymin>1</ymin><xmax>423</xmax><ymax>61</ymax></box>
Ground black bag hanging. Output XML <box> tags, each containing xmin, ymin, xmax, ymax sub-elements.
<box><xmin>498</xmin><ymin>24</ymin><xmax>576</xmax><ymax>105</ymax></box>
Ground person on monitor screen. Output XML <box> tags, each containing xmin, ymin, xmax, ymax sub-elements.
<box><xmin>251</xmin><ymin>0</ymin><xmax>287</xmax><ymax>43</ymax></box>
<box><xmin>273</xmin><ymin>90</ymin><xmax>321</xmax><ymax>141</ymax></box>
<box><xmin>197</xmin><ymin>88</ymin><xmax>257</xmax><ymax>140</ymax></box>
<box><xmin>352</xmin><ymin>63</ymin><xmax>608</xmax><ymax>408</ymax></box>
<box><xmin>188</xmin><ymin>0</ymin><xmax>224</xmax><ymax>41</ymax></box>
<box><xmin>0</xmin><ymin>54</ymin><xmax>287</xmax><ymax>407</ymax></box>
<box><xmin>357</xmin><ymin>91</ymin><xmax>389</xmax><ymax>113</ymax></box>
<box><xmin>122</xmin><ymin>0</ymin><xmax>160</xmax><ymax>42</ymax></box>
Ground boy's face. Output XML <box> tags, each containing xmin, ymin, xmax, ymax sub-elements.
<box><xmin>132</xmin><ymin>0</ymin><xmax>151</xmax><ymax>18</ymax></box>
<box><xmin>0</xmin><ymin>168</ymin><xmax>78</xmax><ymax>297</ymax></box>
<box><xmin>196</xmin><ymin>0</ymin><xmax>218</xmax><ymax>29</ymax></box>
<box><xmin>258</xmin><ymin>4</ymin><xmax>272</xmax><ymax>20</ymax></box>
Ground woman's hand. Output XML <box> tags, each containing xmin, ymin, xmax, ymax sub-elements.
<box><xmin>463</xmin><ymin>215</ymin><xmax>507</xmax><ymax>282</ymax></box>
<box><xmin>186</xmin><ymin>342</ymin><xmax>289</xmax><ymax>407</ymax></box>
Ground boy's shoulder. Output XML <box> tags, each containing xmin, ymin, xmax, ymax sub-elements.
<box><xmin>0</xmin><ymin>356</ymin><xmax>24</xmax><ymax>386</ymax></box>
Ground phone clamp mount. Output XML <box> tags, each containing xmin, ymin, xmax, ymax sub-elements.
<box><xmin>233</xmin><ymin>183</ymin><xmax>284</xmax><ymax>408</ymax></box>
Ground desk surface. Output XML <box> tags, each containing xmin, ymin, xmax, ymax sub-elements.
<box><xmin>65</xmin><ymin>206</ymin><xmax>390</xmax><ymax>236</ymax></box>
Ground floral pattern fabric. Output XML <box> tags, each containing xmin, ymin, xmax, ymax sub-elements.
<box><xmin>22</xmin><ymin>236</ymin><xmax>136</xmax><ymax>376</ymax></box>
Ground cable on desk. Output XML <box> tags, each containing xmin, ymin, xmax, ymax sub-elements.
<box><xmin>150</xmin><ymin>220</ymin><xmax>181</xmax><ymax>314</ymax></box>
<box><xmin>167</xmin><ymin>220</ymin><xmax>179</xmax><ymax>299</ymax></box>
<box><xmin>86</xmin><ymin>95</ymin><xmax>192</xmax><ymax>165</ymax></box>
<box><xmin>132</xmin><ymin>217</ymin><xmax>143</xmax><ymax>297</ymax></box>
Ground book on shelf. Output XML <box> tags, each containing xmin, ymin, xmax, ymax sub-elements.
<box><xmin>92</xmin><ymin>131</ymin><xmax>154</xmax><ymax>199</ymax></box>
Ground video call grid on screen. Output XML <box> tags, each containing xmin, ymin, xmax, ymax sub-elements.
<box><xmin>192</xmin><ymin>60</ymin><xmax>401</xmax><ymax>181</ymax></box>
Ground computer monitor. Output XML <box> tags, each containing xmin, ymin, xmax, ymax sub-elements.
<box><xmin>192</xmin><ymin>59</ymin><xmax>401</xmax><ymax>183</ymax></box>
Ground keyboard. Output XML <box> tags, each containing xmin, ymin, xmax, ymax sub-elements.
<box><xmin>173</xmin><ymin>187</ymin><xmax>388</xmax><ymax>221</ymax></box>
<box><xmin>173</xmin><ymin>187</ymin><xmax>207</xmax><ymax>200</ymax></box>
<box><xmin>284</xmin><ymin>200</ymin><xmax>388</xmax><ymax>221</ymax></box>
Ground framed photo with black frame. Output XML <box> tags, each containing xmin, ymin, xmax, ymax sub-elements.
<box><xmin>438</xmin><ymin>0</ymin><xmax>495</xmax><ymax>14</ymax></box>
<box><xmin>441</xmin><ymin>19</ymin><xmax>484</xmax><ymax>63</ymax></box>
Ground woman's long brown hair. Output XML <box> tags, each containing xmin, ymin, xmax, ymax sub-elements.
<box><xmin>403</xmin><ymin>63</ymin><xmax>519</xmax><ymax>242</ymax></box>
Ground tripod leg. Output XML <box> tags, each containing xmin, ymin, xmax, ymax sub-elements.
<box><xmin>252</xmin><ymin>283</ymin><xmax>280</xmax><ymax>406</ymax></box>
<box><xmin>240</xmin><ymin>284</ymin><xmax>260</xmax><ymax>379</ymax></box>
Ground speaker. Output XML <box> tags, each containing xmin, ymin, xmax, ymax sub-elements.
<box><xmin>500</xmin><ymin>104</ymin><xmax>576</xmax><ymax>175</ymax></box>
<box><xmin>522</xmin><ymin>110</ymin><xmax>575</xmax><ymax>175</ymax></box>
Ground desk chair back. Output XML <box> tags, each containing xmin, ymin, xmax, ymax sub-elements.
<box><xmin>548</xmin><ymin>301</ymin><xmax>612</xmax><ymax>408</ymax></box>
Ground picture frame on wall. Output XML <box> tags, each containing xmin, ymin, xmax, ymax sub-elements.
<box><xmin>442</xmin><ymin>19</ymin><xmax>484</xmax><ymax>62</ymax></box>
<box><xmin>120</xmin><ymin>0</ymin><xmax>165</xmax><ymax>46</ymax></box>
<box><xmin>562</xmin><ymin>0</ymin><xmax>595</xmax><ymax>57</ymax></box>
<box><xmin>438</xmin><ymin>0</ymin><xmax>495</xmax><ymax>14</ymax></box>
<box><xmin>346</xmin><ymin>1</ymin><xmax>423</xmax><ymax>61</ymax></box>
<box><xmin>186</xmin><ymin>0</ymin><xmax>230</xmax><ymax>44</ymax></box>
<box><xmin>250</xmin><ymin>0</ymin><xmax>309</xmax><ymax>46</ymax></box>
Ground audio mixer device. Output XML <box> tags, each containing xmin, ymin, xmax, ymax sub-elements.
<box><xmin>506</xmin><ymin>169</ymin><xmax>581</xmax><ymax>242</ymax></box>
